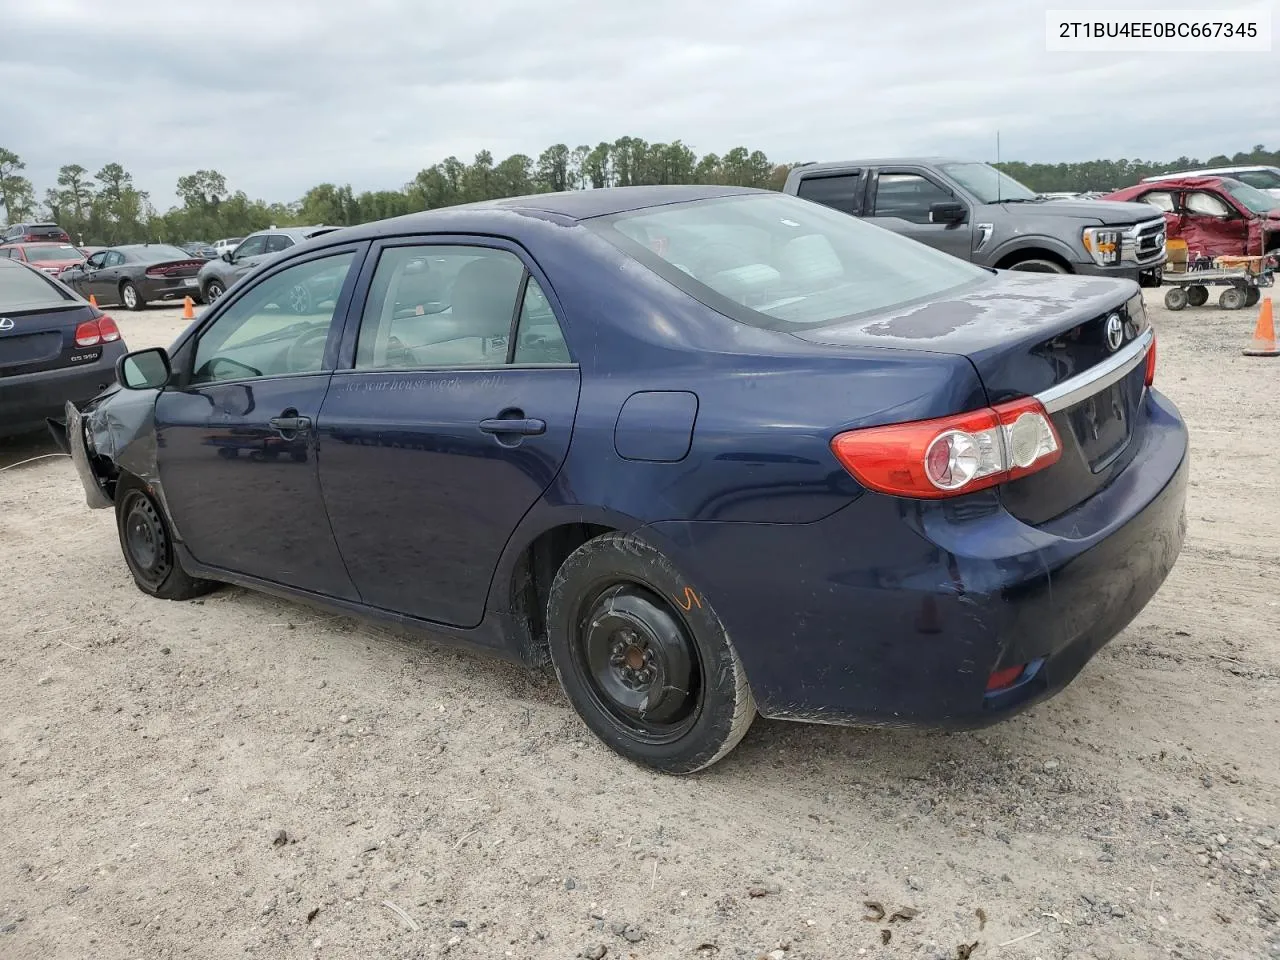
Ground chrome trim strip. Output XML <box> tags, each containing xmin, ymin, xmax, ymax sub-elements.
<box><xmin>1036</xmin><ymin>326</ymin><xmax>1154</xmax><ymax>414</ymax></box>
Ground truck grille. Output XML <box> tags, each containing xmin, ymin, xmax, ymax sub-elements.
<box><xmin>1130</xmin><ymin>219</ymin><xmax>1166</xmax><ymax>264</ymax></box>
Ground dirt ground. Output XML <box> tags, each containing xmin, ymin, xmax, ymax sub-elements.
<box><xmin>1</xmin><ymin>291</ymin><xmax>1277</xmax><ymax>960</ymax></box>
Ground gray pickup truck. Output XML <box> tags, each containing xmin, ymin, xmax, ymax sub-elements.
<box><xmin>783</xmin><ymin>158</ymin><xmax>1167</xmax><ymax>286</ymax></box>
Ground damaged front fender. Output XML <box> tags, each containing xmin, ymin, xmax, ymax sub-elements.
<box><xmin>59</xmin><ymin>385</ymin><xmax>162</xmax><ymax>510</ymax></box>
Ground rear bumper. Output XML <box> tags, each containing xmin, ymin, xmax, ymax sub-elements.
<box><xmin>647</xmin><ymin>388</ymin><xmax>1188</xmax><ymax>728</ymax></box>
<box><xmin>140</xmin><ymin>277</ymin><xmax>201</xmax><ymax>300</ymax></box>
<box><xmin>0</xmin><ymin>344</ymin><xmax>125</xmax><ymax>438</ymax></box>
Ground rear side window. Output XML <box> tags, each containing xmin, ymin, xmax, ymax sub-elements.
<box><xmin>873</xmin><ymin>173</ymin><xmax>955</xmax><ymax>223</ymax></box>
<box><xmin>265</xmin><ymin>235</ymin><xmax>294</xmax><ymax>253</ymax></box>
<box><xmin>1138</xmin><ymin>191</ymin><xmax>1175</xmax><ymax>213</ymax></box>
<box><xmin>355</xmin><ymin>245</ymin><xmax>531</xmax><ymax>369</ymax></box>
<box><xmin>795</xmin><ymin>173</ymin><xmax>862</xmax><ymax>215</ymax></box>
<box><xmin>0</xmin><ymin>263</ymin><xmax>72</xmax><ymax>306</ymax></box>
<box><xmin>595</xmin><ymin>192</ymin><xmax>988</xmax><ymax>330</ymax></box>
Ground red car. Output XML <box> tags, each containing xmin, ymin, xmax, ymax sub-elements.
<box><xmin>0</xmin><ymin>241</ymin><xmax>87</xmax><ymax>277</ymax></box>
<box><xmin>1103</xmin><ymin>176</ymin><xmax>1280</xmax><ymax>260</ymax></box>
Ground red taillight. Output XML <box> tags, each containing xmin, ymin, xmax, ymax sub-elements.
<box><xmin>1144</xmin><ymin>331</ymin><xmax>1156</xmax><ymax>387</ymax></box>
<box><xmin>986</xmin><ymin>664</ymin><xmax>1025</xmax><ymax>692</ymax></box>
<box><xmin>831</xmin><ymin>397</ymin><xmax>1062</xmax><ymax>499</ymax></box>
<box><xmin>74</xmin><ymin>320</ymin><xmax>102</xmax><ymax>347</ymax></box>
<box><xmin>97</xmin><ymin>315</ymin><xmax>121</xmax><ymax>342</ymax></box>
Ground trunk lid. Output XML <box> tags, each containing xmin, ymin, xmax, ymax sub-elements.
<box><xmin>0</xmin><ymin>263</ymin><xmax>105</xmax><ymax>378</ymax></box>
<box><xmin>792</xmin><ymin>271</ymin><xmax>1152</xmax><ymax>523</ymax></box>
<box><xmin>144</xmin><ymin>258</ymin><xmax>205</xmax><ymax>280</ymax></box>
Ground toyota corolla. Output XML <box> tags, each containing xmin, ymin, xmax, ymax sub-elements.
<box><xmin>49</xmin><ymin>186</ymin><xmax>1187</xmax><ymax>774</ymax></box>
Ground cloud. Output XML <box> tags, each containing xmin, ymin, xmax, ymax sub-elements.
<box><xmin>1</xmin><ymin>0</ymin><xmax>1276</xmax><ymax>207</ymax></box>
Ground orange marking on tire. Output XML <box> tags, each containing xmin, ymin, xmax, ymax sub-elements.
<box><xmin>677</xmin><ymin>586</ymin><xmax>702</xmax><ymax>611</ymax></box>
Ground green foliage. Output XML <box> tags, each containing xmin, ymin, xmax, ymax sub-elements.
<box><xmin>4</xmin><ymin>142</ymin><xmax>1278</xmax><ymax>245</ymax></box>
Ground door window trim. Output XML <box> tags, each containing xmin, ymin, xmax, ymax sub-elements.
<box><xmin>332</xmin><ymin>234</ymin><xmax>578</xmax><ymax>375</ymax></box>
<box><xmin>169</xmin><ymin>240</ymin><xmax>371</xmax><ymax>390</ymax></box>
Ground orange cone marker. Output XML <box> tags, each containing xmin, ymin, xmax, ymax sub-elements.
<box><xmin>182</xmin><ymin>296</ymin><xmax>195</xmax><ymax>320</ymax></box>
<box><xmin>1243</xmin><ymin>296</ymin><xmax>1279</xmax><ymax>357</ymax></box>
<box><xmin>88</xmin><ymin>294</ymin><xmax>98</xmax><ymax>307</ymax></box>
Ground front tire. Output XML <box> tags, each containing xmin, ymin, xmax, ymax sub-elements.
<box><xmin>115</xmin><ymin>479</ymin><xmax>218</xmax><ymax>600</ymax></box>
<box><xmin>1007</xmin><ymin>258</ymin><xmax>1070</xmax><ymax>275</ymax></box>
<box><xmin>546</xmin><ymin>532</ymin><xmax>756</xmax><ymax>775</ymax></box>
<box><xmin>120</xmin><ymin>281</ymin><xmax>145</xmax><ymax>311</ymax></box>
<box><xmin>204</xmin><ymin>279</ymin><xmax>226</xmax><ymax>304</ymax></box>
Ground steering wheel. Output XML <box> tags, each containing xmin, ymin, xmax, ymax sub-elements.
<box><xmin>285</xmin><ymin>326</ymin><xmax>330</xmax><ymax>373</ymax></box>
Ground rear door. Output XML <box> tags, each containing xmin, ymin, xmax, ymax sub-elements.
<box><xmin>317</xmin><ymin>238</ymin><xmax>581</xmax><ymax>627</ymax></box>
<box><xmin>866</xmin><ymin>167</ymin><xmax>974</xmax><ymax>261</ymax></box>
<box><xmin>154</xmin><ymin>244</ymin><xmax>366</xmax><ymax>597</ymax></box>
<box><xmin>794</xmin><ymin>171</ymin><xmax>865</xmax><ymax>216</ymax></box>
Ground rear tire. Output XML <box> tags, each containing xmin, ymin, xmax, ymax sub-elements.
<box><xmin>1164</xmin><ymin>286</ymin><xmax>1189</xmax><ymax>311</ymax></box>
<box><xmin>1245</xmin><ymin>287</ymin><xmax>1261</xmax><ymax>308</ymax></box>
<box><xmin>1220</xmin><ymin>287</ymin><xmax>1247</xmax><ymax>310</ymax></box>
<box><xmin>1186</xmin><ymin>285</ymin><xmax>1209</xmax><ymax>307</ymax></box>
<box><xmin>546</xmin><ymin>532</ymin><xmax>756</xmax><ymax>775</ymax></box>
<box><xmin>120</xmin><ymin>281</ymin><xmax>145</xmax><ymax>311</ymax></box>
<box><xmin>115</xmin><ymin>478</ymin><xmax>218</xmax><ymax>600</ymax></box>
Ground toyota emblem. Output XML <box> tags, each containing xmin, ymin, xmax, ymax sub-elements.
<box><xmin>1104</xmin><ymin>313</ymin><xmax>1124</xmax><ymax>352</ymax></box>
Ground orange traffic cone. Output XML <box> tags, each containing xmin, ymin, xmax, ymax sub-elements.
<box><xmin>88</xmin><ymin>294</ymin><xmax>97</xmax><ymax>307</ymax></box>
<box><xmin>182</xmin><ymin>296</ymin><xmax>195</xmax><ymax>320</ymax></box>
<box><xmin>1243</xmin><ymin>296</ymin><xmax>1279</xmax><ymax>357</ymax></box>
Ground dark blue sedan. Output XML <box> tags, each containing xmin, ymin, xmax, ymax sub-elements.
<box><xmin>51</xmin><ymin>185</ymin><xmax>1187</xmax><ymax>774</ymax></box>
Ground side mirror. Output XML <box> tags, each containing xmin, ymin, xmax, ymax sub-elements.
<box><xmin>116</xmin><ymin>347</ymin><xmax>172</xmax><ymax>390</ymax></box>
<box><xmin>930</xmin><ymin>201</ymin><xmax>968</xmax><ymax>225</ymax></box>
<box><xmin>222</xmin><ymin>251</ymin><xmax>234</xmax><ymax>263</ymax></box>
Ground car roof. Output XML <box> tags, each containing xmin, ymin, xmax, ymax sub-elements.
<box><xmin>1126</xmin><ymin>176</ymin><xmax>1230</xmax><ymax>192</ymax></box>
<box><xmin>249</xmin><ymin>226</ymin><xmax>331</xmax><ymax>239</ymax></box>
<box><xmin>789</xmin><ymin>158</ymin><xmax>968</xmax><ymax>176</ymax></box>
<box><xmin>1144</xmin><ymin>165</ymin><xmax>1277</xmax><ymax>180</ymax></box>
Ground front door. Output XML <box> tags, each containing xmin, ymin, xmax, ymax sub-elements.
<box><xmin>866</xmin><ymin>168</ymin><xmax>974</xmax><ymax>261</ymax></box>
<box><xmin>154</xmin><ymin>246</ymin><xmax>364</xmax><ymax>597</ymax></box>
<box><xmin>1180</xmin><ymin>190</ymin><xmax>1251</xmax><ymax>257</ymax></box>
<box><xmin>226</xmin><ymin>234</ymin><xmax>271</xmax><ymax>282</ymax></box>
<box><xmin>77</xmin><ymin>251</ymin><xmax>111</xmax><ymax>301</ymax></box>
<box><xmin>317</xmin><ymin>240</ymin><xmax>581</xmax><ymax>627</ymax></box>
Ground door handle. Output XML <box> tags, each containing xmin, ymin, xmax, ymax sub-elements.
<box><xmin>269</xmin><ymin>415</ymin><xmax>311</xmax><ymax>432</ymax></box>
<box><xmin>479</xmin><ymin>417</ymin><xmax>545</xmax><ymax>436</ymax></box>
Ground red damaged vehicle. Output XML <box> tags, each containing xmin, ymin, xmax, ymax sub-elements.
<box><xmin>1104</xmin><ymin>176</ymin><xmax>1280</xmax><ymax>261</ymax></box>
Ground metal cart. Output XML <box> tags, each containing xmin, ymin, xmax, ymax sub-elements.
<box><xmin>1162</xmin><ymin>255</ymin><xmax>1276</xmax><ymax>311</ymax></box>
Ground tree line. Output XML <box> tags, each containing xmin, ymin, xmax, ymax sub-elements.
<box><xmin>2</xmin><ymin>141</ymin><xmax>1276</xmax><ymax>246</ymax></box>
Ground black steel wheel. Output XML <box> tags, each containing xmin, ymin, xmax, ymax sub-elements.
<box><xmin>1164</xmin><ymin>286</ymin><xmax>1188</xmax><ymax>311</ymax></box>
<box><xmin>547</xmin><ymin>532</ymin><xmax>756</xmax><ymax>774</ymax></box>
<box><xmin>115</xmin><ymin>478</ymin><xmax>218</xmax><ymax>600</ymax></box>
<box><xmin>1186</xmin><ymin>285</ymin><xmax>1209</xmax><ymax>307</ymax></box>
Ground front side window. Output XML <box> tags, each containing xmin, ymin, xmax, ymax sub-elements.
<box><xmin>85</xmin><ymin>252</ymin><xmax>106</xmax><ymax>269</ymax></box>
<box><xmin>233</xmin><ymin>235</ymin><xmax>267</xmax><ymax>259</ymax></box>
<box><xmin>355</xmin><ymin>245</ymin><xmax>528</xmax><ymax>369</ymax></box>
<box><xmin>192</xmin><ymin>251</ymin><xmax>355</xmax><ymax>384</ymax></box>
<box><xmin>594</xmin><ymin>193</ymin><xmax>988</xmax><ymax>330</ymax></box>
<box><xmin>104</xmin><ymin>251</ymin><xmax>126</xmax><ymax>267</ymax></box>
<box><xmin>1185</xmin><ymin>191</ymin><xmax>1231</xmax><ymax>217</ymax></box>
<box><xmin>873</xmin><ymin>173</ymin><xmax>956</xmax><ymax>224</ymax></box>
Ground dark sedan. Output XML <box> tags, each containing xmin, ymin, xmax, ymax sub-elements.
<box><xmin>50</xmin><ymin>186</ymin><xmax>1187</xmax><ymax>774</ymax></box>
<box><xmin>59</xmin><ymin>244</ymin><xmax>206</xmax><ymax>310</ymax></box>
<box><xmin>0</xmin><ymin>258</ymin><xmax>127</xmax><ymax>439</ymax></box>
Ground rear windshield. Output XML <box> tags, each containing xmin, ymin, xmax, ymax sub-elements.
<box><xmin>0</xmin><ymin>263</ymin><xmax>72</xmax><ymax>306</ymax></box>
<box><xmin>23</xmin><ymin>244</ymin><xmax>83</xmax><ymax>263</ymax></box>
<box><xmin>592</xmin><ymin>193</ymin><xmax>988</xmax><ymax>329</ymax></box>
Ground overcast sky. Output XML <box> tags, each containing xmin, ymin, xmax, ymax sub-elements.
<box><xmin>2</xmin><ymin>0</ymin><xmax>1277</xmax><ymax>207</ymax></box>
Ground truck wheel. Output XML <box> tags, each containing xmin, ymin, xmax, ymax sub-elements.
<box><xmin>1220</xmin><ymin>287</ymin><xmax>1246</xmax><ymax>310</ymax></box>
<box><xmin>1164</xmin><ymin>286</ymin><xmax>1189</xmax><ymax>311</ymax></box>
<box><xmin>546</xmin><ymin>532</ymin><xmax>756</xmax><ymax>775</ymax></box>
<box><xmin>1245</xmin><ymin>287</ymin><xmax>1261</xmax><ymax>308</ymax></box>
<box><xmin>1186</xmin><ymin>285</ymin><xmax>1208</xmax><ymax>307</ymax></box>
<box><xmin>1008</xmin><ymin>259</ymin><xmax>1069</xmax><ymax>274</ymax></box>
